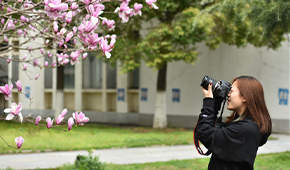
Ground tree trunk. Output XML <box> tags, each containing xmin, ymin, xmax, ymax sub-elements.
<box><xmin>153</xmin><ymin>63</ymin><xmax>167</xmax><ymax>128</ymax></box>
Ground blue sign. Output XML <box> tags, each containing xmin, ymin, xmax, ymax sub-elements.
<box><xmin>25</xmin><ymin>86</ymin><xmax>30</xmax><ymax>98</ymax></box>
<box><xmin>279</xmin><ymin>88</ymin><xmax>288</xmax><ymax>105</ymax></box>
<box><xmin>141</xmin><ymin>88</ymin><xmax>148</xmax><ymax>101</ymax></box>
<box><xmin>117</xmin><ymin>88</ymin><xmax>125</xmax><ymax>101</ymax></box>
<box><xmin>172</xmin><ymin>88</ymin><xmax>180</xmax><ymax>102</ymax></box>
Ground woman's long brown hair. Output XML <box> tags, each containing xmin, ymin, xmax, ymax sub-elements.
<box><xmin>225</xmin><ymin>76</ymin><xmax>272</xmax><ymax>135</ymax></box>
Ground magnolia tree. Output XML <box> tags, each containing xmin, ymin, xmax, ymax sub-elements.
<box><xmin>0</xmin><ymin>0</ymin><xmax>157</xmax><ymax>149</ymax></box>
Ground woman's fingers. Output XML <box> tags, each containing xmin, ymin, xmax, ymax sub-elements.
<box><xmin>201</xmin><ymin>83</ymin><xmax>213</xmax><ymax>98</ymax></box>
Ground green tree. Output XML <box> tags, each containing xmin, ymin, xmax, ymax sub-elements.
<box><xmin>107</xmin><ymin>0</ymin><xmax>285</xmax><ymax>128</ymax></box>
<box><xmin>107</xmin><ymin>0</ymin><xmax>216</xmax><ymax>128</ymax></box>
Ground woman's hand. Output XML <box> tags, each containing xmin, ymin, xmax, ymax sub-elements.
<box><xmin>202</xmin><ymin>83</ymin><xmax>213</xmax><ymax>98</ymax></box>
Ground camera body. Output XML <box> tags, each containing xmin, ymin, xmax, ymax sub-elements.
<box><xmin>200</xmin><ymin>75</ymin><xmax>231</xmax><ymax>99</ymax></box>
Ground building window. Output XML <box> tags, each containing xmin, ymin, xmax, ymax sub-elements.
<box><xmin>106</xmin><ymin>63</ymin><xmax>116</xmax><ymax>89</ymax></box>
<box><xmin>0</xmin><ymin>58</ymin><xmax>8</xmax><ymax>85</ymax></box>
<box><xmin>11</xmin><ymin>41</ymin><xmax>19</xmax><ymax>87</ymax></box>
<box><xmin>82</xmin><ymin>52</ymin><xmax>102</xmax><ymax>89</ymax></box>
<box><xmin>128</xmin><ymin>68</ymin><xmax>139</xmax><ymax>89</ymax></box>
<box><xmin>11</xmin><ymin>54</ymin><xmax>19</xmax><ymax>86</ymax></box>
<box><xmin>44</xmin><ymin>55</ymin><xmax>53</xmax><ymax>89</ymax></box>
<box><xmin>64</xmin><ymin>63</ymin><xmax>75</xmax><ymax>89</ymax></box>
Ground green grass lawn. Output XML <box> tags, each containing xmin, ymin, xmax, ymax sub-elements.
<box><xmin>6</xmin><ymin>151</ymin><xmax>288</xmax><ymax>170</ymax></box>
<box><xmin>106</xmin><ymin>151</ymin><xmax>290</xmax><ymax>170</ymax></box>
<box><xmin>0</xmin><ymin>120</ymin><xmax>193</xmax><ymax>153</ymax></box>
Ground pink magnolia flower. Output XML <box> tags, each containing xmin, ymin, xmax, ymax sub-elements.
<box><xmin>23</xmin><ymin>1</ymin><xmax>33</xmax><ymax>8</ymax></box>
<box><xmin>4</xmin><ymin>102</ymin><xmax>23</xmax><ymax>123</ymax></box>
<box><xmin>121</xmin><ymin>0</ymin><xmax>130</xmax><ymax>4</ymax></box>
<box><xmin>57</xmin><ymin>53</ymin><xmax>69</xmax><ymax>65</ymax></box>
<box><xmin>20</xmin><ymin>15</ymin><xmax>26</xmax><ymax>22</ymax></box>
<box><xmin>134</xmin><ymin>3</ymin><xmax>143</xmax><ymax>16</ymax></box>
<box><xmin>78</xmin><ymin>18</ymin><xmax>99</xmax><ymax>34</ymax></box>
<box><xmin>102</xmin><ymin>18</ymin><xmax>115</xmax><ymax>31</ymax></box>
<box><xmin>23</xmin><ymin>54</ymin><xmax>27</xmax><ymax>60</ymax></box>
<box><xmin>65</xmin><ymin>31</ymin><xmax>73</xmax><ymax>42</ymax></box>
<box><xmin>4</xmin><ymin>35</ymin><xmax>8</xmax><ymax>42</ymax></box>
<box><xmin>33</xmin><ymin>59</ymin><xmax>39</xmax><ymax>67</ymax></box>
<box><xmin>23</xmin><ymin>64</ymin><xmax>27</xmax><ymax>70</ymax></box>
<box><xmin>15</xmin><ymin>80</ymin><xmax>22</xmax><ymax>92</ymax></box>
<box><xmin>59</xmin><ymin>28</ymin><xmax>67</xmax><ymax>35</ymax></box>
<box><xmin>15</xmin><ymin>136</ymin><xmax>25</xmax><ymax>149</ymax></box>
<box><xmin>106</xmin><ymin>20</ymin><xmax>115</xmax><ymax>31</ymax></box>
<box><xmin>100</xmin><ymin>39</ymin><xmax>112</xmax><ymax>58</ymax></box>
<box><xmin>61</xmin><ymin>108</ymin><xmax>67</xmax><ymax>117</ymax></box>
<box><xmin>0</xmin><ymin>83</ymin><xmax>13</xmax><ymax>100</ymax></box>
<box><xmin>86</xmin><ymin>33</ymin><xmax>102</xmax><ymax>50</ymax></box>
<box><xmin>46</xmin><ymin>117</ymin><xmax>53</xmax><ymax>129</ymax></box>
<box><xmin>44</xmin><ymin>0</ymin><xmax>68</xmax><ymax>18</ymax></box>
<box><xmin>53</xmin><ymin>21</ymin><xmax>58</xmax><ymax>33</ymax></box>
<box><xmin>47</xmin><ymin>51</ymin><xmax>53</xmax><ymax>57</ymax></box>
<box><xmin>72</xmin><ymin>111</ymin><xmax>89</xmax><ymax>125</ymax></box>
<box><xmin>71</xmin><ymin>2</ymin><xmax>78</xmax><ymax>9</ymax></box>
<box><xmin>40</xmin><ymin>48</ymin><xmax>44</xmax><ymax>54</ymax></box>
<box><xmin>70</xmin><ymin>51</ymin><xmax>79</xmax><ymax>65</ymax></box>
<box><xmin>35</xmin><ymin>116</ymin><xmax>41</xmax><ymax>126</ymax></box>
<box><xmin>44</xmin><ymin>61</ymin><xmax>48</xmax><ymax>67</ymax></box>
<box><xmin>56</xmin><ymin>115</ymin><xmax>64</xmax><ymax>124</ymax></box>
<box><xmin>46</xmin><ymin>40</ymin><xmax>50</xmax><ymax>44</ymax></box>
<box><xmin>114</xmin><ymin>2</ymin><xmax>133</xmax><ymax>23</ymax></box>
<box><xmin>28</xmin><ymin>46</ymin><xmax>32</xmax><ymax>52</ymax></box>
<box><xmin>6</xmin><ymin>57</ymin><xmax>11</xmax><ymax>64</ymax></box>
<box><xmin>146</xmin><ymin>0</ymin><xmax>158</xmax><ymax>9</ymax></box>
<box><xmin>35</xmin><ymin>74</ymin><xmax>40</xmax><ymax>80</ymax></box>
<box><xmin>51</xmin><ymin>61</ymin><xmax>56</xmax><ymax>67</ymax></box>
<box><xmin>65</xmin><ymin>11</ymin><xmax>73</xmax><ymax>24</ymax></box>
<box><xmin>110</xmin><ymin>36</ymin><xmax>116</xmax><ymax>48</ymax></box>
<box><xmin>82</xmin><ymin>53</ymin><xmax>88</xmax><ymax>59</ymax></box>
<box><xmin>93</xmin><ymin>3</ymin><xmax>105</xmax><ymax>10</ymax></box>
<box><xmin>87</xmin><ymin>5</ymin><xmax>103</xmax><ymax>18</ymax></box>
<box><xmin>1</xmin><ymin>18</ymin><xmax>4</xmax><ymax>24</ymax></box>
<box><xmin>82</xmin><ymin>0</ymin><xmax>91</xmax><ymax>5</ymax></box>
<box><xmin>68</xmin><ymin>117</ymin><xmax>74</xmax><ymax>130</ymax></box>
<box><xmin>17</xmin><ymin>29</ymin><xmax>23</xmax><ymax>36</ymax></box>
<box><xmin>7</xmin><ymin>19</ymin><xmax>15</xmax><ymax>29</ymax></box>
<box><xmin>73</xmin><ymin>27</ymin><xmax>77</xmax><ymax>34</ymax></box>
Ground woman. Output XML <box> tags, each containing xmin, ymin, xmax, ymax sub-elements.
<box><xmin>195</xmin><ymin>76</ymin><xmax>272</xmax><ymax>170</ymax></box>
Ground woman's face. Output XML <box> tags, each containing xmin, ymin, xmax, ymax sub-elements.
<box><xmin>227</xmin><ymin>81</ymin><xmax>246</xmax><ymax>114</ymax></box>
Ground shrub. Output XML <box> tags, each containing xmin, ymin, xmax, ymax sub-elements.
<box><xmin>74</xmin><ymin>150</ymin><xmax>106</xmax><ymax>170</ymax></box>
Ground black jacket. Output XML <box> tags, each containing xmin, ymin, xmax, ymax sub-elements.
<box><xmin>195</xmin><ymin>98</ymin><xmax>269</xmax><ymax>170</ymax></box>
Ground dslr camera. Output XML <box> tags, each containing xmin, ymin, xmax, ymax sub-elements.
<box><xmin>200</xmin><ymin>75</ymin><xmax>231</xmax><ymax>99</ymax></box>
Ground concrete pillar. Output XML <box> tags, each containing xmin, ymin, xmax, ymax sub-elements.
<box><xmin>75</xmin><ymin>60</ymin><xmax>82</xmax><ymax>111</ymax></box>
<box><xmin>288</xmin><ymin>34</ymin><xmax>290</xmax><ymax>133</ymax></box>
<box><xmin>18</xmin><ymin>37</ymin><xmax>45</xmax><ymax>112</ymax></box>
<box><xmin>102</xmin><ymin>62</ymin><xmax>107</xmax><ymax>112</ymax></box>
<box><xmin>52</xmin><ymin>54</ymin><xmax>57</xmax><ymax>113</ymax></box>
<box><xmin>116</xmin><ymin>60</ymin><xmax>128</xmax><ymax>113</ymax></box>
<box><xmin>7</xmin><ymin>45</ymin><xmax>12</xmax><ymax>107</ymax></box>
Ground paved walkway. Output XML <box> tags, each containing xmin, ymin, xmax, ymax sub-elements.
<box><xmin>0</xmin><ymin>134</ymin><xmax>289</xmax><ymax>170</ymax></box>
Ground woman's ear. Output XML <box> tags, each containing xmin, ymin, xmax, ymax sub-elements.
<box><xmin>242</xmin><ymin>96</ymin><xmax>246</xmax><ymax>103</ymax></box>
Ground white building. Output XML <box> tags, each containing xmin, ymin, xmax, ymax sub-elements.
<box><xmin>5</xmin><ymin>34</ymin><xmax>290</xmax><ymax>133</ymax></box>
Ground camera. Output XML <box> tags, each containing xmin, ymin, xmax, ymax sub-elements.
<box><xmin>200</xmin><ymin>75</ymin><xmax>231</xmax><ymax>99</ymax></box>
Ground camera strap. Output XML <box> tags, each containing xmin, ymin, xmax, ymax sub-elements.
<box><xmin>193</xmin><ymin>100</ymin><xmax>226</xmax><ymax>156</ymax></box>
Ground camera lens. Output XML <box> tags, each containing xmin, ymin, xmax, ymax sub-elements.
<box><xmin>200</xmin><ymin>75</ymin><xmax>219</xmax><ymax>91</ymax></box>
